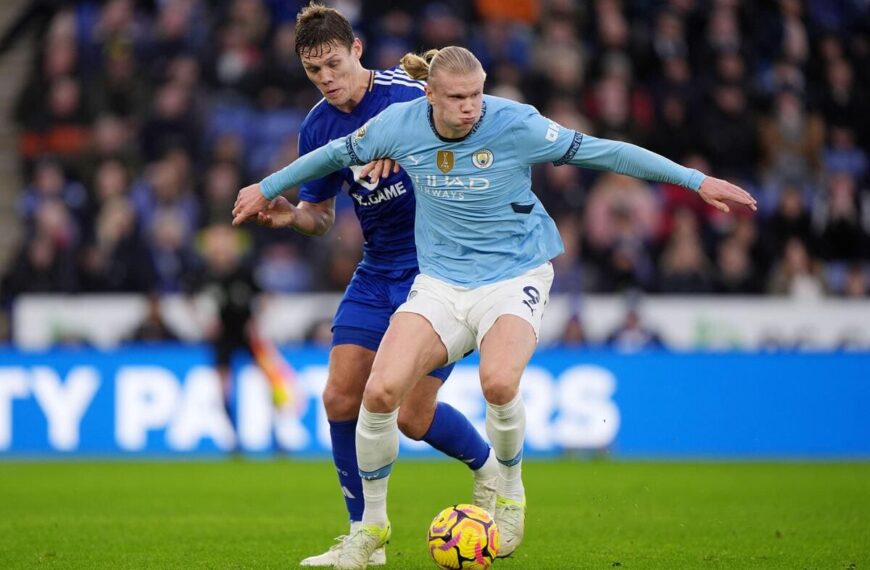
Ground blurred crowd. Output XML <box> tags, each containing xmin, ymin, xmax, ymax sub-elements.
<box><xmin>1</xmin><ymin>0</ymin><xmax>869</xmax><ymax>321</ymax></box>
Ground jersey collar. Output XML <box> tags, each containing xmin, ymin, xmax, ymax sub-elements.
<box><xmin>427</xmin><ymin>100</ymin><xmax>487</xmax><ymax>143</ymax></box>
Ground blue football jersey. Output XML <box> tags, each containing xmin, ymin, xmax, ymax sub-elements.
<box><xmin>263</xmin><ymin>94</ymin><xmax>704</xmax><ymax>287</ymax></box>
<box><xmin>296</xmin><ymin>66</ymin><xmax>425</xmax><ymax>271</ymax></box>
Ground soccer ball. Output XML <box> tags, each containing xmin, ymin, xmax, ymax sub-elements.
<box><xmin>427</xmin><ymin>504</ymin><xmax>500</xmax><ymax>569</ymax></box>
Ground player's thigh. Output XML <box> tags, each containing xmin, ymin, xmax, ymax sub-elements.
<box><xmin>395</xmin><ymin>273</ymin><xmax>477</xmax><ymax>364</ymax></box>
<box><xmin>475</xmin><ymin>263</ymin><xmax>554</xmax><ymax>403</ymax></box>
<box><xmin>324</xmin><ymin>344</ymin><xmax>377</xmax><ymax>420</ymax></box>
<box><xmin>325</xmin><ymin>266</ymin><xmax>396</xmax><ymax>418</ymax></box>
<box><xmin>398</xmin><ymin>374</ymin><xmax>442</xmax><ymax>440</ymax></box>
<box><xmin>332</xmin><ymin>267</ymin><xmax>393</xmax><ymax>345</ymax></box>
<box><xmin>366</xmin><ymin>312</ymin><xmax>449</xmax><ymax>411</ymax></box>
<box><xmin>479</xmin><ymin>315</ymin><xmax>538</xmax><ymax>401</ymax></box>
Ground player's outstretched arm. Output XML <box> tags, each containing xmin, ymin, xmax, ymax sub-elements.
<box><xmin>515</xmin><ymin>108</ymin><xmax>756</xmax><ymax>212</ymax></box>
<box><xmin>566</xmin><ymin>135</ymin><xmax>757</xmax><ymax>212</ymax></box>
<box><xmin>232</xmin><ymin>137</ymin><xmax>356</xmax><ymax>226</ymax></box>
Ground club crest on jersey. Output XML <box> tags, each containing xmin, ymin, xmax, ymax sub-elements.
<box><xmin>355</xmin><ymin>125</ymin><xmax>367</xmax><ymax>139</ymax></box>
<box><xmin>472</xmin><ymin>149</ymin><xmax>494</xmax><ymax>169</ymax></box>
<box><xmin>437</xmin><ymin>150</ymin><xmax>454</xmax><ymax>173</ymax></box>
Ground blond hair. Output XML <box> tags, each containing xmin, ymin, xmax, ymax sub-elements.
<box><xmin>400</xmin><ymin>46</ymin><xmax>484</xmax><ymax>83</ymax></box>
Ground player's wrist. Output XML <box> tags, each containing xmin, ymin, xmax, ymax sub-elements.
<box><xmin>686</xmin><ymin>169</ymin><xmax>705</xmax><ymax>192</ymax></box>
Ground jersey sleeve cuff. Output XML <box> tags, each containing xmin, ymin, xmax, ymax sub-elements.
<box><xmin>260</xmin><ymin>174</ymin><xmax>281</xmax><ymax>200</ymax></box>
<box><xmin>686</xmin><ymin>169</ymin><xmax>705</xmax><ymax>192</ymax></box>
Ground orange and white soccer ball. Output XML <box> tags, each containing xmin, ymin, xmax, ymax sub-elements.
<box><xmin>427</xmin><ymin>504</ymin><xmax>500</xmax><ymax>569</ymax></box>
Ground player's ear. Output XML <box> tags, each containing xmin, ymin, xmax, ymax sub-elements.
<box><xmin>425</xmin><ymin>84</ymin><xmax>434</xmax><ymax>104</ymax></box>
<box><xmin>351</xmin><ymin>37</ymin><xmax>363</xmax><ymax>60</ymax></box>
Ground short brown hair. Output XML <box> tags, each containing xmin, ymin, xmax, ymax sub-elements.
<box><xmin>294</xmin><ymin>2</ymin><xmax>354</xmax><ymax>58</ymax></box>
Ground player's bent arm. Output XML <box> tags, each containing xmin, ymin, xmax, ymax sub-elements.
<box><xmin>565</xmin><ymin>134</ymin><xmax>705</xmax><ymax>190</ymax></box>
<box><xmin>294</xmin><ymin>198</ymin><xmax>336</xmax><ymax>236</ymax></box>
<box><xmin>256</xmin><ymin>195</ymin><xmax>336</xmax><ymax>235</ymax></box>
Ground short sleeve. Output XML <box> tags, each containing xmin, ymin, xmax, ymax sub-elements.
<box><xmin>512</xmin><ymin>105</ymin><xmax>581</xmax><ymax>165</ymax></box>
<box><xmin>298</xmin><ymin>127</ymin><xmax>346</xmax><ymax>203</ymax></box>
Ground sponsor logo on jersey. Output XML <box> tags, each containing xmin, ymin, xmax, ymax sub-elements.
<box><xmin>351</xmin><ymin>181</ymin><xmax>408</xmax><ymax>207</ymax></box>
<box><xmin>410</xmin><ymin>173</ymin><xmax>491</xmax><ymax>201</ymax></box>
<box><xmin>415</xmin><ymin>174</ymin><xmax>491</xmax><ymax>190</ymax></box>
<box><xmin>437</xmin><ymin>150</ymin><xmax>454</xmax><ymax>173</ymax></box>
<box><xmin>471</xmin><ymin>149</ymin><xmax>494</xmax><ymax>169</ymax></box>
<box><xmin>349</xmin><ymin>164</ymin><xmax>379</xmax><ymax>191</ymax></box>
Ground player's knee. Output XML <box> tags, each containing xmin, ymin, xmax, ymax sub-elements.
<box><xmin>480</xmin><ymin>370</ymin><xmax>519</xmax><ymax>405</ymax></box>
<box><xmin>397</xmin><ymin>405</ymin><xmax>431</xmax><ymax>440</ymax></box>
<box><xmin>362</xmin><ymin>379</ymin><xmax>402</xmax><ymax>413</ymax></box>
<box><xmin>482</xmin><ymin>383</ymin><xmax>518</xmax><ymax>405</ymax></box>
<box><xmin>322</xmin><ymin>382</ymin><xmax>362</xmax><ymax>419</ymax></box>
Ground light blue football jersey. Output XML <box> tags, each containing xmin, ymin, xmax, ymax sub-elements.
<box><xmin>262</xmin><ymin>94</ymin><xmax>705</xmax><ymax>287</ymax></box>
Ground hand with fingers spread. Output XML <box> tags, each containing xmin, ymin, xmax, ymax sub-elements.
<box><xmin>256</xmin><ymin>196</ymin><xmax>297</xmax><ymax>228</ymax></box>
<box><xmin>359</xmin><ymin>158</ymin><xmax>400</xmax><ymax>185</ymax></box>
<box><xmin>698</xmin><ymin>177</ymin><xmax>758</xmax><ymax>213</ymax></box>
<box><xmin>232</xmin><ymin>183</ymin><xmax>270</xmax><ymax>226</ymax></box>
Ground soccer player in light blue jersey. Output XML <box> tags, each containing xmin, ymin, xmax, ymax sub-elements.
<box><xmin>234</xmin><ymin>46</ymin><xmax>756</xmax><ymax>569</ymax></box>
<box><xmin>258</xmin><ymin>8</ymin><xmax>498</xmax><ymax>567</ymax></box>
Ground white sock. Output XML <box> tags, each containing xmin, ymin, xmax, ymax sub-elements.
<box><xmin>473</xmin><ymin>447</ymin><xmax>498</xmax><ymax>481</ymax></box>
<box><xmin>486</xmin><ymin>393</ymin><xmax>526</xmax><ymax>501</ymax></box>
<box><xmin>357</xmin><ymin>405</ymin><xmax>399</xmax><ymax>525</ymax></box>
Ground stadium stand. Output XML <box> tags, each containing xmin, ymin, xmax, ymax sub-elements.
<box><xmin>0</xmin><ymin>0</ymin><xmax>868</xmax><ymax>345</ymax></box>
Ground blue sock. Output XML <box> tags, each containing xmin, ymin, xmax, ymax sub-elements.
<box><xmin>329</xmin><ymin>418</ymin><xmax>364</xmax><ymax>523</ymax></box>
<box><xmin>422</xmin><ymin>402</ymin><xmax>491</xmax><ymax>471</ymax></box>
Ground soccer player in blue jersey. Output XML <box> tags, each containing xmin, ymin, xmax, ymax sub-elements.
<box><xmin>234</xmin><ymin>46</ymin><xmax>757</xmax><ymax>569</ymax></box>
<box><xmin>261</xmin><ymin>7</ymin><xmax>498</xmax><ymax>567</ymax></box>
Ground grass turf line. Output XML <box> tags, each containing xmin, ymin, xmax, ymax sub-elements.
<box><xmin>0</xmin><ymin>460</ymin><xmax>867</xmax><ymax>569</ymax></box>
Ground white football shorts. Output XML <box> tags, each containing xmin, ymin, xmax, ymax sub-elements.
<box><xmin>395</xmin><ymin>262</ymin><xmax>554</xmax><ymax>364</ymax></box>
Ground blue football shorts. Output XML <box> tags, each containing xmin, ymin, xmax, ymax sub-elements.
<box><xmin>332</xmin><ymin>264</ymin><xmax>454</xmax><ymax>382</ymax></box>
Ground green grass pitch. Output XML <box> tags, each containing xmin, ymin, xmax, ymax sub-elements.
<box><xmin>1</xmin><ymin>460</ymin><xmax>867</xmax><ymax>569</ymax></box>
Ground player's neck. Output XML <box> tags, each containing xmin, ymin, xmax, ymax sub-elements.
<box><xmin>333</xmin><ymin>67</ymin><xmax>372</xmax><ymax>113</ymax></box>
<box><xmin>433</xmin><ymin>116</ymin><xmax>474</xmax><ymax>140</ymax></box>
